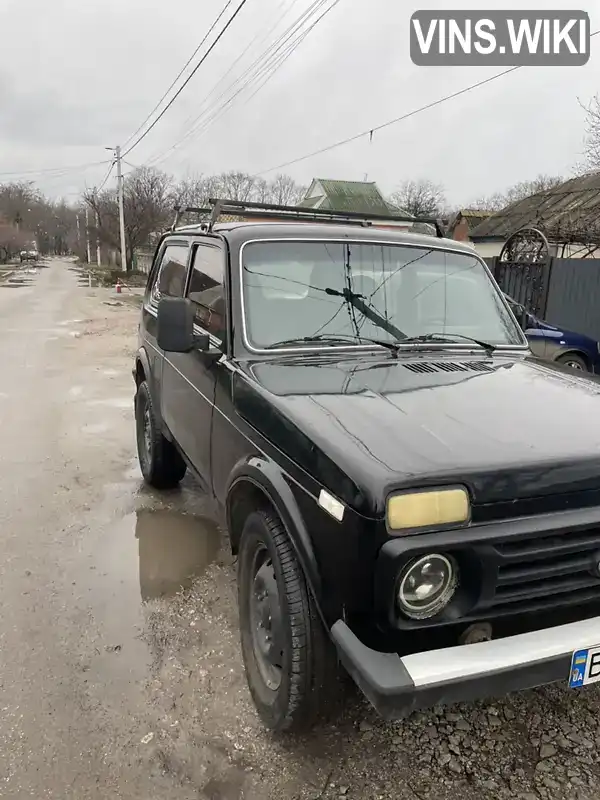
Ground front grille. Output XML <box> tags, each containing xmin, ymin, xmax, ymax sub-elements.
<box><xmin>490</xmin><ymin>527</ymin><xmax>600</xmax><ymax>615</ymax></box>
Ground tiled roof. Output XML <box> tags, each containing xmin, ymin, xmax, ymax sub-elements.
<box><xmin>471</xmin><ymin>173</ymin><xmax>600</xmax><ymax>241</ymax></box>
<box><xmin>298</xmin><ymin>179</ymin><xmax>393</xmax><ymax>215</ymax></box>
<box><xmin>460</xmin><ymin>209</ymin><xmax>493</xmax><ymax>226</ymax></box>
<box><xmin>447</xmin><ymin>209</ymin><xmax>492</xmax><ymax>234</ymax></box>
<box><xmin>298</xmin><ymin>195</ymin><xmax>322</xmax><ymax>209</ymax></box>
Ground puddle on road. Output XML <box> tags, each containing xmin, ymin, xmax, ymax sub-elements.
<box><xmin>136</xmin><ymin>510</ymin><xmax>221</xmax><ymax>600</ymax></box>
<box><xmin>0</xmin><ymin>278</ymin><xmax>33</xmax><ymax>288</ymax></box>
<box><xmin>104</xmin><ymin>510</ymin><xmax>221</xmax><ymax>601</ymax></box>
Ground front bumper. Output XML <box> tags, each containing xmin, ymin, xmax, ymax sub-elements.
<box><xmin>331</xmin><ymin>614</ymin><xmax>600</xmax><ymax>719</ymax></box>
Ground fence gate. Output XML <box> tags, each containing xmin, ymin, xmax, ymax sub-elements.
<box><xmin>494</xmin><ymin>227</ymin><xmax>551</xmax><ymax>317</ymax></box>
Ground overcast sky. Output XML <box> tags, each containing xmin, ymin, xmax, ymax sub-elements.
<box><xmin>1</xmin><ymin>0</ymin><xmax>598</xmax><ymax>206</ymax></box>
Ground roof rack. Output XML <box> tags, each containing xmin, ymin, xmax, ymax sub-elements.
<box><xmin>170</xmin><ymin>199</ymin><xmax>446</xmax><ymax>237</ymax></box>
<box><xmin>170</xmin><ymin>206</ymin><xmax>212</xmax><ymax>231</ymax></box>
<box><xmin>202</xmin><ymin>198</ymin><xmax>445</xmax><ymax>237</ymax></box>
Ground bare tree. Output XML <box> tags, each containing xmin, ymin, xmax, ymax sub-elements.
<box><xmin>85</xmin><ymin>166</ymin><xmax>173</xmax><ymax>270</ymax></box>
<box><xmin>172</xmin><ymin>171</ymin><xmax>307</xmax><ymax>212</ymax></box>
<box><xmin>0</xmin><ymin>222</ymin><xmax>30</xmax><ymax>263</ymax></box>
<box><xmin>252</xmin><ymin>178</ymin><xmax>270</xmax><ymax>203</ymax></box>
<box><xmin>0</xmin><ymin>182</ymin><xmax>80</xmax><ymax>256</ymax></box>
<box><xmin>579</xmin><ymin>94</ymin><xmax>600</xmax><ymax>173</ymax></box>
<box><xmin>388</xmin><ymin>179</ymin><xmax>446</xmax><ymax>218</ymax></box>
<box><xmin>171</xmin><ymin>173</ymin><xmax>222</xmax><ymax>209</ymax></box>
<box><xmin>266</xmin><ymin>174</ymin><xmax>307</xmax><ymax>205</ymax></box>
<box><xmin>218</xmin><ymin>171</ymin><xmax>257</xmax><ymax>201</ymax></box>
<box><xmin>472</xmin><ymin>174</ymin><xmax>564</xmax><ymax>211</ymax></box>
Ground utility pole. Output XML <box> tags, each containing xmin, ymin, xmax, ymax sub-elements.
<box><xmin>115</xmin><ymin>145</ymin><xmax>127</xmax><ymax>273</ymax></box>
<box><xmin>95</xmin><ymin>208</ymin><xmax>102</xmax><ymax>267</ymax></box>
<box><xmin>84</xmin><ymin>207</ymin><xmax>91</xmax><ymax>264</ymax></box>
<box><xmin>76</xmin><ymin>213</ymin><xmax>81</xmax><ymax>245</ymax></box>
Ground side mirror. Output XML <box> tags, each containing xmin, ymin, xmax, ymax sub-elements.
<box><xmin>158</xmin><ymin>297</ymin><xmax>196</xmax><ymax>352</ymax></box>
<box><xmin>525</xmin><ymin>313</ymin><xmax>538</xmax><ymax>330</ymax></box>
<box><xmin>509</xmin><ymin>302</ymin><xmax>527</xmax><ymax>330</ymax></box>
<box><xmin>157</xmin><ymin>297</ymin><xmax>217</xmax><ymax>356</ymax></box>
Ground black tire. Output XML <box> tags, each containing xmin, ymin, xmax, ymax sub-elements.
<box><xmin>135</xmin><ymin>380</ymin><xmax>187</xmax><ymax>489</ymax></box>
<box><xmin>238</xmin><ymin>509</ymin><xmax>342</xmax><ymax>733</ymax></box>
<box><xmin>556</xmin><ymin>353</ymin><xmax>589</xmax><ymax>372</ymax></box>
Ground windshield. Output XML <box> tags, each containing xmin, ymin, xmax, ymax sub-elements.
<box><xmin>241</xmin><ymin>241</ymin><xmax>524</xmax><ymax>349</ymax></box>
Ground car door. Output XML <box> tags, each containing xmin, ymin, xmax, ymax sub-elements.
<box><xmin>141</xmin><ymin>239</ymin><xmax>190</xmax><ymax>406</ymax></box>
<box><xmin>160</xmin><ymin>240</ymin><xmax>226</xmax><ymax>490</ymax></box>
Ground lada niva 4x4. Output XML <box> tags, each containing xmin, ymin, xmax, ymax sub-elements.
<box><xmin>133</xmin><ymin>200</ymin><xmax>600</xmax><ymax>732</ymax></box>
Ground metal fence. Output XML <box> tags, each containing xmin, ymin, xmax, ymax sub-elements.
<box><xmin>491</xmin><ymin>256</ymin><xmax>600</xmax><ymax>341</ymax></box>
<box><xmin>133</xmin><ymin>247</ymin><xmax>154</xmax><ymax>274</ymax></box>
<box><xmin>545</xmin><ymin>258</ymin><xmax>600</xmax><ymax>341</ymax></box>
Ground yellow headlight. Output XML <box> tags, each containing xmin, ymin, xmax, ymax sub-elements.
<box><xmin>387</xmin><ymin>488</ymin><xmax>470</xmax><ymax>531</ymax></box>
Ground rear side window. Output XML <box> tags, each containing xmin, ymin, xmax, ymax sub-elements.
<box><xmin>187</xmin><ymin>244</ymin><xmax>225</xmax><ymax>340</ymax></box>
<box><xmin>150</xmin><ymin>243</ymin><xmax>189</xmax><ymax>303</ymax></box>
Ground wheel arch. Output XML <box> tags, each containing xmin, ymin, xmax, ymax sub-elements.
<box><xmin>134</xmin><ymin>347</ymin><xmax>151</xmax><ymax>387</ymax></box>
<box><xmin>556</xmin><ymin>349</ymin><xmax>590</xmax><ymax>369</ymax></box>
<box><xmin>226</xmin><ymin>456</ymin><xmax>322</xmax><ymax>599</ymax></box>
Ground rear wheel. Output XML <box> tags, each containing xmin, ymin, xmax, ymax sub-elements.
<box><xmin>135</xmin><ymin>380</ymin><xmax>186</xmax><ymax>489</ymax></box>
<box><xmin>556</xmin><ymin>353</ymin><xmax>589</xmax><ymax>372</ymax></box>
<box><xmin>238</xmin><ymin>509</ymin><xmax>342</xmax><ymax>733</ymax></box>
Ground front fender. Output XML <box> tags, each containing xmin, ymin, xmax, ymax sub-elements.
<box><xmin>134</xmin><ymin>345</ymin><xmax>168</xmax><ymax>430</ymax></box>
<box><xmin>134</xmin><ymin>346</ymin><xmax>152</xmax><ymax>386</ymax></box>
<box><xmin>226</xmin><ymin>455</ymin><xmax>321</xmax><ymax>599</ymax></box>
<box><xmin>135</xmin><ymin>346</ymin><xmax>162</xmax><ymax>403</ymax></box>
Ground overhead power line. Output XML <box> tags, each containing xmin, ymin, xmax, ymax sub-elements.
<box><xmin>255</xmin><ymin>28</ymin><xmax>600</xmax><ymax>176</ymax></box>
<box><xmin>145</xmin><ymin>0</ymin><xmax>301</xmax><ymax>166</ymax></box>
<box><xmin>195</xmin><ymin>0</ymin><xmax>340</xmax><ymax>140</ymax></box>
<box><xmin>147</xmin><ymin>0</ymin><xmax>339</xmax><ymax>168</ymax></box>
<box><xmin>122</xmin><ymin>0</ymin><xmax>249</xmax><ymax>158</ymax></box>
<box><xmin>243</xmin><ymin>0</ymin><xmax>341</xmax><ymax>106</ymax></box>
<box><xmin>0</xmin><ymin>160</ymin><xmax>111</xmax><ymax>179</ymax></box>
<box><xmin>121</xmin><ymin>0</ymin><xmax>236</xmax><ymax>151</ymax></box>
<box><xmin>95</xmin><ymin>161</ymin><xmax>116</xmax><ymax>193</ymax></box>
<box><xmin>254</xmin><ymin>66</ymin><xmax>520</xmax><ymax>175</ymax></box>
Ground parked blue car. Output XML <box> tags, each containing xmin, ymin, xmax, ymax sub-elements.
<box><xmin>505</xmin><ymin>294</ymin><xmax>600</xmax><ymax>373</ymax></box>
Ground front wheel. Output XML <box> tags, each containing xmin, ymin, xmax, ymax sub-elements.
<box><xmin>556</xmin><ymin>353</ymin><xmax>589</xmax><ymax>372</ymax></box>
<box><xmin>238</xmin><ymin>509</ymin><xmax>342</xmax><ymax>733</ymax></box>
<box><xmin>135</xmin><ymin>380</ymin><xmax>187</xmax><ymax>489</ymax></box>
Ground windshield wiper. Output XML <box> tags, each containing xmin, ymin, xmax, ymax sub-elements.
<box><xmin>400</xmin><ymin>332</ymin><xmax>497</xmax><ymax>355</ymax></box>
<box><xmin>266</xmin><ymin>334</ymin><xmax>400</xmax><ymax>353</ymax></box>
<box><xmin>324</xmin><ymin>287</ymin><xmax>406</xmax><ymax>341</ymax></box>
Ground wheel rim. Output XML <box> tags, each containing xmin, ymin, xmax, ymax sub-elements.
<box><xmin>249</xmin><ymin>545</ymin><xmax>283</xmax><ymax>691</ymax></box>
<box><xmin>143</xmin><ymin>405</ymin><xmax>152</xmax><ymax>459</ymax></box>
<box><xmin>566</xmin><ymin>360</ymin><xmax>583</xmax><ymax>370</ymax></box>
<box><xmin>136</xmin><ymin>394</ymin><xmax>152</xmax><ymax>467</ymax></box>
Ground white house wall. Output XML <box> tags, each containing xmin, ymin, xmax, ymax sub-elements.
<box><xmin>472</xmin><ymin>241</ymin><xmax>504</xmax><ymax>259</ymax></box>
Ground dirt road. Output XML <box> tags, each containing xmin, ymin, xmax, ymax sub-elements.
<box><xmin>1</xmin><ymin>260</ymin><xmax>599</xmax><ymax>800</ymax></box>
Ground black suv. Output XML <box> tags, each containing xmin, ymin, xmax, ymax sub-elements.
<box><xmin>134</xmin><ymin>199</ymin><xmax>600</xmax><ymax>732</ymax></box>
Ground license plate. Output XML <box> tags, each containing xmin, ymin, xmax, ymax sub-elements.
<box><xmin>569</xmin><ymin>646</ymin><xmax>600</xmax><ymax>688</ymax></box>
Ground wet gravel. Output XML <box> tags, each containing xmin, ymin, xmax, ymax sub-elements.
<box><xmin>141</xmin><ymin>558</ymin><xmax>600</xmax><ymax>800</ymax></box>
<box><xmin>2</xmin><ymin>259</ymin><xmax>600</xmax><ymax>799</ymax></box>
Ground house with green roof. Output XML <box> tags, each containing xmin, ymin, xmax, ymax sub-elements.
<box><xmin>298</xmin><ymin>179</ymin><xmax>420</xmax><ymax>230</ymax></box>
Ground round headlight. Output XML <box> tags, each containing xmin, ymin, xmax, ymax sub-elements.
<box><xmin>397</xmin><ymin>554</ymin><xmax>458</xmax><ymax>620</ymax></box>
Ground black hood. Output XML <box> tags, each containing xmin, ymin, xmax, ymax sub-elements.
<box><xmin>233</xmin><ymin>352</ymin><xmax>600</xmax><ymax>516</ymax></box>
